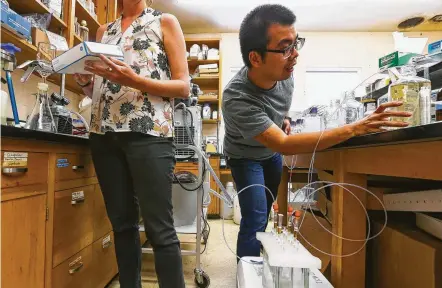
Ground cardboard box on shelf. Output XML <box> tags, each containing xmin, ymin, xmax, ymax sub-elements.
<box><xmin>378</xmin><ymin>51</ymin><xmax>418</xmax><ymax>70</ymax></box>
<box><xmin>367</xmin><ymin>217</ymin><xmax>442</xmax><ymax>288</ymax></box>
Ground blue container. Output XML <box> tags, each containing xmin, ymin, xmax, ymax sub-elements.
<box><xmin>7</xmin><ymin>9</ymin><xmax>31</xmax><ymax>39</ymax></box>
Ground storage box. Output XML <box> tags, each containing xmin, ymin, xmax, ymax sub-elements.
<box><xmin>0</xmin><ymin>0</ymin><xmax>8</xmax><ymax>25</ymax></box>
<box><xmin>428</xmin><ymin>40</ymin><xmax>442</xmax><ymax>55</ymax></box>
<box><xmin>6</xmin><ymin>9</ymin><xmax>31</xmax><ymax>39</ymax></box>
<box><xmin>378</xmin><ymin>51</ymin><xmax>418</xmax><ymax>69</ymax></box>
<box><xmin>52</xmin><ymin>42</ymin><xmax>124</xmax><ymax>74</ymax></box>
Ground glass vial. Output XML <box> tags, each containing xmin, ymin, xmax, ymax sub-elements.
<box><xmin>25</xmin><ymin>82</ymin><xmax>56</xmax><ymax>132</ymax></box>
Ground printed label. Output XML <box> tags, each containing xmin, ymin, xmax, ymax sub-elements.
<box><xmin>102</xmin><ymin>235</ymin><xmax>111</xmax><ymax>248</ymax></box>
<box><xmin>69</xmin><ymin>256</ymin><xmax>82</xmax><ymax>267</ymax></box>
<box><xmin>3</xmin><ymin>152</ymin><xmax>28</xmax><ymax>167</ymax></box>
<box><xmin>72</xmin><ymin>191</ymin><xmax>85</xmax><ymax>202</ymax></box>
<box><xmin>57</xmin><ymin>158</ymin><xmax>69</xmax><ymax>168</ymax></box>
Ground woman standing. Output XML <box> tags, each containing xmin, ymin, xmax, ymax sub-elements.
<box><xmin>74</xmin><ymin>0</ymin><xmax>190</xmax><ymax>287</ymax></box>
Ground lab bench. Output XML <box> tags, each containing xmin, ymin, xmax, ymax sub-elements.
<box><xmin>277</xmin><ymin>122</ymin><xmax>442</xmax><ymax>288</ymax></box>
<box><xmin>1</xmin><ymin>125</ymin><xmax>117</xmax><ymax>288</ymax></box>
<box><xmin>0</xmin><ymin>125</ymin><xmax>225</xmax><ymax>288</ymax></box>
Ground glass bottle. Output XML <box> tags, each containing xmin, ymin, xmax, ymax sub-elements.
<box><xmin>388</xmin><ymin>66</ymin><xmax>431</xmax><ymax>128</ymax></box>
<box><xmin>342</xmin><ymin>91</ymin><xmax>364</xmax><ymax>124</ymax></box>
<box><xmin>25</xmin><ymin>82</ymin><xmax>56</xmax><ymax>132</ymax></box>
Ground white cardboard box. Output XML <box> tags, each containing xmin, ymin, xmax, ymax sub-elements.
<box><xmin>52</xmin><ymin>42</ymin><xmax>124</xmax><ymax>74</ymax></box>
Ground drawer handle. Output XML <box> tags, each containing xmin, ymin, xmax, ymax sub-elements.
<box><xmin>72</xmin><ymin>165</ymin><xmax>85</xmax><ymax>171</ymax></box>
<box><xmin>71</xmin><ymin>198</ymin><xmax>85</xmax><ymax>205</ymax></box>
<box><xmin>2</xmin><ymin>167</ymin><xmax>28</xmax><ymax>174</ymax></box>
<box><xmin>69</xmin><ymin>262</ymin><xmax>84</xmax><ymax>275</ymax></box>
<box><xmin>103</xmin><ymin>241</ymin><xmax>113</xmax><ymax>249</ymax></box>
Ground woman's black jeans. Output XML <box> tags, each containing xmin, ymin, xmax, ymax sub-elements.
<box><xmin>90</xmin><ymin>132</ymin><xmax>185</xmax><ymax>288</ymax></box>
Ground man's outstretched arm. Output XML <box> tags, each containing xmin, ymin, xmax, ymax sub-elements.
<box><xmin>254</xmin><ymin>102</ymin><xmax>411</xmax><ymax>155</ymax></box>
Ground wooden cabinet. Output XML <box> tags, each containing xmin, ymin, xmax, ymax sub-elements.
<box><xmin>53</xmin><ymin>185</ymin><xmax>95</xmax><ymax>267</ymax></box>
<box><xmin>1</xmin><ymin>194</ymin><xmax>47</xmax><ymax>288</ymax></box>
<box><xmin>208</xmin><ymin>157</ymin><xmax>220</xmax><ymax>216</ymax></box>
<box><xmin>55</xmin><ymin>153</ymin><xmax>95</xmax><ymax>182</ymax></box>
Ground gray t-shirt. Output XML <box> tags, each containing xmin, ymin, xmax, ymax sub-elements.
<box><xmin>222</xmin><ymin>66</ymin><xmax>294</xmax><ymax>160</ymax></box>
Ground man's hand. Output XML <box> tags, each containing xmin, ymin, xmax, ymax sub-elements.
<box><xmin>349</xmin><ymin>101</ymin><xmax>411</xmax><ymax>136</ymax></box>
<box><xmin>282</xmin><ymin>118</ymin><xmax>291</xmax><ymax>135</ymax></box>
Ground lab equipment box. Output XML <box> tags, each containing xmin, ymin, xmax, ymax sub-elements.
<box><xmin>5</xmin><ymin>9</ymin><xmax>32</xmax><ymax>39</ymax></box>
<box><xmin>52</xmin><ymin>42</ymin><xmax>124</xmax><ymax>74</ymax></box>
<box><xmin>378</xmin><ymin>51</ymin><xmax>418</xmax><ymax>70</ymax></box>
<box><xmin>428</xmin><ymin>40</ymin><xmax>442</xmax><ymax>55</ymax></box>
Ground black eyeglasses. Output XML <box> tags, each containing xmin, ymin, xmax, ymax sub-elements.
<box><xmin>265</xmin><ymin>37</ymin><xmax>305</xmax><ymax>59</ymax></box>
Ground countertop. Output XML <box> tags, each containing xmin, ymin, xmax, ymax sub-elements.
<box><xmin>1</xmin><ymin>125</ymin><xmax>90</xmax><ymax>145</ymax></box>
<box><xmin>331</xmin><ymin>121</ymin><xmax>442</xmax><ymax>149</ymax></box>
<box><xmin>2</xmin><ymin>122</ymin><xmax>442</xmax><ymax>150</ymax></box>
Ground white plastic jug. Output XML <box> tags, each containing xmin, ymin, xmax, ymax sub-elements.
<box><xmin>232</xmin><ymin>183</ymin><xmax>242</xmax><ymax>225</ymax></box>
<box><xmin>221</xmin><ymin>182</ymin><xmax>235</xmax><ymax>220</ymax></box>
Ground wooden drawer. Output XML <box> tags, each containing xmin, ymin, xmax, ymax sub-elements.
<box><xmin>53</xmin><ymin>185</ymin><xmax>94</xmax><ymax>267</ymax></box>
<box><xmin>52</xmin><ymin>245</ymin><xmax>93</xmax><ymax>288</ymax></box>
<box><xmin>92</xmin><ymin>185</ymin><xmax>112</xmax><ymax>241</ymax></box>
<box><xmin>91</xmin><ymin>232</ymin><xmax>118</xmax><ymax>288</ymax></box>
<box><xmin>1</xmin><ymin>151</ymin><xmax>48</xmax><ymax>189</ymax></box>
<box><xmin>55</xmin><ymin>153</ymin><xmax>94</xmax><ymax>182</ymax></box>
<box><xmin>175</xmin><ymin>161</ymin><xmax>199</xmax><ymax>175</ymax></box>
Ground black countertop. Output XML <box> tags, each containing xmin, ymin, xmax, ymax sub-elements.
<box><xmin>1</xmin><ymin>122</ymin><xmax>442</xmax><ymax>149</ymax></box>
<box><xmin>1</xmin><ymin>125</ymin><xmax>90</xmax><ymax>145</ymax></box>
<box><xmin>332</xmin><ymin>121</ymin><xmax>442</xmax><ymax>149</ymax></box>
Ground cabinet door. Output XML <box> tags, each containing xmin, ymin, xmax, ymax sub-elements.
<box><xmin>1</xmin><ymin>195</ymin><xmax>46</xmax><ymax>288</ymax></box>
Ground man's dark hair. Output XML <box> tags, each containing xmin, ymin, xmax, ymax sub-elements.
<box><xmin>239</xmin><ymin>4</ymin><xmax>296</xmax><ymax>67</ymax></box>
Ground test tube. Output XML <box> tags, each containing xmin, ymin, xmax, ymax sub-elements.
<box><xmin>287</xmin><ymin>206</ymin><xmax>294</xmax><ymax>234</ymax></box>
<box><xmin>273</xmin><ymin>203</ymin><xmax>279</xmax><ymax>230</ymax></box>
<box><xmin>277</xmin><ymin>214</ymin><xmax>283</xmax><ymax>234</ymax></box>
<box><xmin>293</xmin><ymin>210</ymin><xmax>302</xmax><ymax>240</ymax></box>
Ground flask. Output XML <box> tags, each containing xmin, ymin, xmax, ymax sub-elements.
<box><xmin>388</xmin><ymin>66</ymin><xmax>431</xmax><ymax>128</ymax></box>
<box><xmin>25</xmin><ymin>82</ymin><xmax>56</xmax><ymax>132</ymax></box>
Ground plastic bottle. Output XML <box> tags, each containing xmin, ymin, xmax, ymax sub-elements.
<box><xmin>0</xmin><ymin>89</ymin><xmax>9</xmax><ymax>125</ymax></box>
<box><xmin>342</xmin><ymin>91</ymin><xmax>364</xmax><ymax>124</ymax></box>
<box><xmin>202</xmin><ymin>103</ymin><xmax>211</xmax><ymax>120</ymax></box>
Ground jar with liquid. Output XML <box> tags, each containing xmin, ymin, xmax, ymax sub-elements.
<box><xmin>25</xmin><ymin>82</ymin><xmax>56</xmax><ymax>132</ymax></box>
<box><xmin>388</xmin><ymin>66</ymin><xmax>431</xmax><ymax>128</ymax></box>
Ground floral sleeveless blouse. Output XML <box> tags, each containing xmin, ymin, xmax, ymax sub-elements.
<box><xmin>90</xmin><ymin>8</ymin><xmax>175</xmax><ymax>137</ymax></box>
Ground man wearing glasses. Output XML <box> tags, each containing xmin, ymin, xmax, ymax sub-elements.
<box><xmin>222</xmin><ymin>4</ymin><xmax>410</xmax><ymax>260</ymax></box>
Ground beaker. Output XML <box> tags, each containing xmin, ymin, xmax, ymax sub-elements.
<box><xmin>25</xmin><ymin>82</ymin><xmax>56</xmax><ymax>132</ymax></box>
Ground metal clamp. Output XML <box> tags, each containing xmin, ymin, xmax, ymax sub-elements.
<box><xmin>72</xmin><ymin>165</ymin><xmax>85</xmax><ymax>171</ymax></box>
<box><xmin>68</xmin><ymin>262</ymin><xmax>84</xmax><ymax>275</ymax></box>
<box><xmin>2</xmin><ymin>167</ymin><xmax>28</xmax><ymax>174</ymax></box>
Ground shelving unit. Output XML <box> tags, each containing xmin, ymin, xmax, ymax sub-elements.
<box><xmin>7</xmin><ymin>0</ymin><xmax>68</xmax><ymax>33</ymax></box>
<box><xmin>185</xmin><ymin>36</ymin><xmax>222</xmax><ymax>141</ymax></box>
<box><xmin>1</xmin><ymin>0</ymin><xmax>118</xmax><ymax>96</ymax></box>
